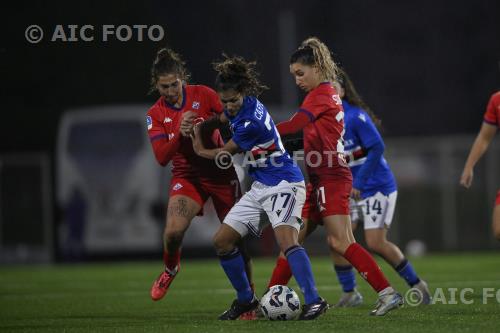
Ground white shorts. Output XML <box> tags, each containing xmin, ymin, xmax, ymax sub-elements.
<box><xmin>350</xmin><ymin>191</ymin><xmax>397</xmax><ymax>230</ymax></box>
<box><xmin>223</xmin><ymin>180</ymin><xmax>306</xmax><ymax>237</ymax></box>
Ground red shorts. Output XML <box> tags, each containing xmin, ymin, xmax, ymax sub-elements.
<box><xmin>496</xmin><ymin>190</ymin><xmax>500</xmax><ymax>206</ymax></box>
<box><xmin>169</xmin><ymin>177</ymin><xmax>241</xmax><ymax>222</ymax></box>
<box><xmin>301</xmin><ymin>179</ymin><xmax>352</xmax><ymax>223</ymax></box>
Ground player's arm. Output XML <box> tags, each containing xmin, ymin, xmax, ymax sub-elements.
<box><xmin>351</xmin><ymin>114</ymin><xmax>385</xmax><ymax>200</ymax></box>
<box><xmin>460</xmin><ymin>122</ymin><xmax>497</xmax><ymax>188</ymax></box>
<box><xmin>191</xmin><ymin>121</ymin><xmax>239</xmax><ymax>159</ymax></box>
<box><xmin>276</xmin><ymin>110</ymin><xmax>312</xmax><ymax>136</ymax></box>
<box><xmin>148</xmin><ymin>113</ymin><xmax>181</xmax><ymax>166</ymax></box>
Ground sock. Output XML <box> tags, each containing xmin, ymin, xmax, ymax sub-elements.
<box><xmin>219</xmin><ymin>248</ymin><xmax>254</xmax><ymax>303</ymax></box>
<box><xmin>285</xmin><ymin>245</ymin><xmax>320</xmax><ymax>305</ymax></box>
<box><xmin>343</xmin><ymin>243</ymin><xmax>390</xmax><ymax>293</ymax></box>
<box><xmin>395</xmin><ymin>259</ymin><xmax>420</xmax><ymax>287</ymax></box>
<box><xmin>163</xmin><ymin>249</ymin><xmax>181</xmax><ymax>273</ymax></box>
<box><xmin>268</xmin><ymin>257</ymin><xmax>293</xmax><ymax>288</ymax></box>
<box><xmin>334</xmin><ymin>265</ymin><xmax>356</xmax><ymax>293</ymax></box>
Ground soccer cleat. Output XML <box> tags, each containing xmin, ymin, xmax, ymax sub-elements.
<box><xmin>298</xmin><ymin>297</ymin><xmax>329</xmax><ymax>320</ymax></box>
<box><xmin>218</xmin><ymin>296</ymin><xmax>259</xmax><ymax>320</ymax></box>
<box><xmin>370</xmin><ymin>290</ymin><xmax>404</xmax><ymax>316</ymax></box>
<box><xmin>335</xmin><ymin>290</ymin><xmax>364</xmax><ymax>307</ymax></box>
<box><xmin>150</xmin><ymin>266</ymin><xmax>179</xmax><ymax>301</ymax></box>
<box><xmin>413</xmin><ymin>280</ymin><xmax>432</xmax><ymax>305</ymax></box>
<box><xmin>239</xmin><ymin>309</ymin><xmax>258</xmax><ymax>320</ymax></box>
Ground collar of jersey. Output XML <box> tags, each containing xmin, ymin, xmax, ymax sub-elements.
<box><xmin>163</xmin><ymin>86</ymin><xmax>187</xmax><ymax>111</ymax></box>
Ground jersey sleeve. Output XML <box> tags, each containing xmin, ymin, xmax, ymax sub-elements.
<box><xmin>202</xmin><ymin>85</ymin><xmax>223</xmax><ymax>114</ymax></box>
<box><xmin>300</xmin><ymin>91</ymin><xmax>333</xmax><ymax>120</ymax></box>
<box><xmin>353</xmin><ymin>111</ymin><xmax>383</xmax><ymax>149</ymax></box>
<box><xmin>231</xmin><ymin>120</ymin><xmax>261</xmax><ymax>151</ymax></box>
<box><xmin>483</xmin><ymin>92</ymin><xmax>500</xmax><ymax>127</ymax></box>
<box><xmin>147</xmin><ymin>107</ymin><xmax>180</xmax><ymax>166</ymax></box>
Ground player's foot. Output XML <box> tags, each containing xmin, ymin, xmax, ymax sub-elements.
<box><xmin>150</xmin><ymin>266</ymin><xmax>179</xmax><ymax>301</ymax></box>
<box><xmin>370</xmin><ymin>288</ymin><xmax>403</xmax><ymax>316</ymax></box>
<box><xmin>335</xmin><ymin>290</ymin><xmax>364</xmax><ymax>307</ymax></box>
<box><xmin>218</xmin><ymin>296</ymin><xmax>259</xmax><ymax>320</ymax></box>
<box><xmin>298</xmin><ymin>297</ymin><xmax>329</xmax><ymax>320</ymax></box>
<box><xmin>239</xmin><ymin>309</ymin><xmax>258</xmax><ymax>320</ymax></box>
<box><xmin>413</xmin><ymin>280</ymin><xmax>432</xmax><ymax>305</ymax></box>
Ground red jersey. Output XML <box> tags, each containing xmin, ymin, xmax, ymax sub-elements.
<box><xmin>484</xmin><ymin>91</ymin><xmax>500</xmax><ymax>127</ymax></box>
<box><xmin>147</xmin><ymin>84</ymin><xmax>236</xmax><ymax>180</ymax></box>
<box><xmin>299</xmin><ymin>82</ymin><xmax>351</xmax><ymax>182</ymax></box>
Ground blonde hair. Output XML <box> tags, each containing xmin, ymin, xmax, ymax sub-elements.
<box><xmin>291</xmin><ymin>37</ymin><xmax>338</xmax><ymax>82</ymax></box>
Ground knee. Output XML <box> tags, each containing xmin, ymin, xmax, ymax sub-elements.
<box><xmin>365</xmin><ymin>238</ymin><xmax>384</xmax><ymax>254</ymax></box>
<box><xmin>213</xmin><ymin>234</ymin><xmax>235</xmax><ymax>255</ymax></box>
<box><xmin>164</xmin><ymin>226</ymin><xmax>185</xmax><ymax>244</ymax></box>
<box><xmin>493</xmin><ymin>225</ymin><xmax>500</xmax><ymax>241</ymax></box>
<box><xmin>327</xmin><ymin>235</ymin><xmax>351</xmax><ymax>255</ymax></box>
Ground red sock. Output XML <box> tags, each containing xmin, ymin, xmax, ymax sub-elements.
<box><xmin>163</xmin><ymin>249</ymin><xmax>181</xmax><ymax>272</ymax></box>
<box><xmin>268</xmin><ymin>257</ymin><xmax>293</xmax><ymax>288</ymax></box>
<box><xmin>344</xmin><ymin>243</ymin><xmax>390</xmax><ymax>292</ymax></box>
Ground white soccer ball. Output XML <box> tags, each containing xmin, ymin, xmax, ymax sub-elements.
<box><xmin>260</xmin><ymin>285</ymin><xmax>301</xmax><ymax>320</ymax></box>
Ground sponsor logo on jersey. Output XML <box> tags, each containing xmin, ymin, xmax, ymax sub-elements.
<box><xmin>172</xmin><ymin>183</ymin><xmax>183</xmax><ymax>191</ymax></box>
<box><xmin>164</xmin><ymin>117</ymin><xmax>172</xmax><ymax>123</ymax></box>
<box><xmin>147</xmin><ymin>116</ymin><xmax>152</xmax><ymax>130</ymax></box>
<box><xmin>192</xmin><ymin>101</ymin><xmax>200</xmax><ymax>109</ymax></box>
<box><xmin>358</xmin><ymin>113</ymin><xmax>366</xmax><ymax>122</ymax></box>
<box><xmin>168</xmin><ymin>133</ymin><xmax>175</xmax><ymax>140</ymax></box>
<box><xmin>244</xmin><ymin>120</ymin><xmax>251</xmax><ymax>128</ymax></box>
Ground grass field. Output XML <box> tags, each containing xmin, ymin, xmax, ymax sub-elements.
<box><xmin>1</xmin><ymin>253</ymin><xmax>499</xmax><ymax>332</ymax></box>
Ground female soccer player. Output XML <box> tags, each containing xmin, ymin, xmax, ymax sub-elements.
<box><xmin>191</xmin><ymin>55</ymin><xmax>328</xmax><ymax>320</ymax></box>
<box><xmin>329</xmin><ymin>68</ymin><xmax>430</xmax><ymax>307</ymax></box>
<box><xmin>146</xmin><ymin>48</ymin><xmax>253</xmax><ymax>302</ymax></box>
<box><xmin>269</xmin><ymin>37</ymin><xmax>403</xmax><ymax>316</ymax></box>
<box><xmin>460</xmin><ymin>91</ymin><xmax>500</xmax><ymax>241</ymax></box>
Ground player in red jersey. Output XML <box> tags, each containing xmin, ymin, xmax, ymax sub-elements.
<box><xmin>460</xmin><ymin>91</ymin><xmax>500</xmax><ymax>241</ymax></box>
<box><xmin>147</xmin><ymin>48</ymin><xmax>254</xmax><ymax>302</ymax></box>
<box><xmin>268</xmin><ymin>37</ymin><xmax>403</xmax><ymax>316</ymax></box>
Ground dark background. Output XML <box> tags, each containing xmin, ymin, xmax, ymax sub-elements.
<box><xmin>2</xmin><ymin>0</ymin><xmax>500</xmax><ymax>155</ymax></box>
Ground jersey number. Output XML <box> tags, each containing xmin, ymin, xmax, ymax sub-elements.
<box><xmin>270</xmin><ymin>193</ymin><xmax>292</xmax><ymax>211</ymax></box>
<box><xmin>365</xmin><ymin>198</ymin><xmax>382</xmax><ymax>215</ymax></box>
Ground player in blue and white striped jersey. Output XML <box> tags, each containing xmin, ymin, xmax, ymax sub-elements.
<box><xmin>332</xmin><ymin>68</ymin><xmax>431</xmax><ymax>307</ymax></box>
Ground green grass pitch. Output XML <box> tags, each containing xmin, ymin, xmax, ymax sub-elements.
<box><xmin>1</xmin><ymin>253</ymin><xmax>499</xmax><ymax>332</ymax></box>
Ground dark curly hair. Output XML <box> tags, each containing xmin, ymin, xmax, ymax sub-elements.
<box><xmin>213</xmin><ymin>54</ymin><xmax>268</xmax><ymax>96</ymax></box>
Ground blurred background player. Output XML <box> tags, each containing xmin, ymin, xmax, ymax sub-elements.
<box><xmin>191</xmin><ymin>54</ymin><xmax>328</xmax><ymax>320</ymax></box>
<box><xmin>329</xmin><ymin>68</ymin><xmax>431</xmax><ymax>307</ymax></box>
<box><xmin>269</xmin><ymin>37</ymin><xmax>403</xmax><ymax>316</ymax></box>
<box><xmin>460</xmin><ymin>90</ymin><xmax>500</xmax><ymax>240</ymax></box>
<box><xmin>146</xmin><ymin>48</ymin><xmax>254</xmax><ymax>302</ymax></box>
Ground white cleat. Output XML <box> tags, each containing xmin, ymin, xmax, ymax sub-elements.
<box><xmin>335</xmin><ymin>290</ymin><xmax>364</xmax><ymax>307</ymax></box>
<box><xmin>370</xmin><ymin>289</ymin><xmax>404</xmax><ymax>316</ymax></box>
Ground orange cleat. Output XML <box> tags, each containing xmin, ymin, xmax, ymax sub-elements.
<box><xmin>150</xmin><ymin>266</ymin><xmax>179</xmax><ymax>301</ymax></box>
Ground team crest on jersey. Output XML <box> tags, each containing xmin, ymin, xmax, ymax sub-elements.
<box><xmin>192</xmin><ymin>101</ymin><xmax>200</xmax><ymax>109</ymax></box>
<box><xmin>147</xmin><ymin>116</ymin><xmax>152</xmax><ymax>130</ymax></box>
<box><xmin>172</xmin><ymin>183</ymin><xmax>183</xmax><ymax>191</ymax></box>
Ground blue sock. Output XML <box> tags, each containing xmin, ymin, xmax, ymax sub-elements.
<box><xmin>395</xmin><ymin>259</ymin><xmax>420</xmax><ymax>287</ymax></box>
<box><xmin>334</xmin><ymin>265</ymin><xmax>356</xmax><ymax>292</ymax></box>
<box><xmin>219</xmin><ymin>248</ymin><xmax>253</xmax><ymax>303</ymax></box>
<box><xmin>285</xmin><ymin>245</ymin><xmax>320</xmax><ymax>305</ymax></box>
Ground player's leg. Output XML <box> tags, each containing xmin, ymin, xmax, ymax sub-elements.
<box><xmin>151</xmin><ymin>179</ymin><xmax>204</xmax><ymax>301</ymax></box>
<box><xmin>215</xmin><ymin>191</ymin><xmax>262</xmax><ymax>320</ymax></box>
<box><xmin>151</xmin><ymin>192</ymin><xmax>202</xmax><ymax>301</ymax></box>
<box><xmin>493</xmin><ymin>192</ymin><xmax>500</xmax><ymax>241</ymax></box>
<box><xmin>265</xmin><ymin>181</ymin><xmax>327</xmax><ymax>320</ymax></box>
<box><xmin>362</xmin><ymin>191</ymin><xmax>431</xmax><ymax>304</ymax></box>
<box><xmin>320</xmin><ymin>182</ymin><xmax>402</xmax><ymax>315</ymax></box>
<box><xmin>331</xmin><ymin>211</ymin><xmax>363</xmax><ymax>307</ymax></box>
<box><xmin>267</xmin><ymin>182</ymin><xmax>318</xmax><ymax>288</ymax></box>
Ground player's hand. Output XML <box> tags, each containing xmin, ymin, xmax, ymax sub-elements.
<box><xmin>190</xmin><ymin>123</ymin><xmax>202</xmax><ymax>154</ymax></box>
<box><xmin>460</xmin><ymin>168</ymin><xmax>473</xmax><ymax>189</ymax></box>
<box><xmin>351</xmin><ymin>188</ymin><xmax>361</xmax><ymax>201</ymax></box>
<box><xmin>180</xmin><ymin>111</ymin><xmax>197</xmax><ymax>137</ymax></box>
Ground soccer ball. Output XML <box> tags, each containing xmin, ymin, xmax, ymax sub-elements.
<box><xmin>260</xmin><ymin>285</ymin><xmax>301</xmax><ymax>320</ymax></box>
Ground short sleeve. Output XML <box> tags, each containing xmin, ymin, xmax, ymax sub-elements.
<box><xmin>231</xmin><ymin>120</ymin><xmax>261</xmax><ymax>151</ymax></box>
<box><xmin>484</xmin><ymin>92</ymin><xmax>500</xmax><ymax>127</ymax></box>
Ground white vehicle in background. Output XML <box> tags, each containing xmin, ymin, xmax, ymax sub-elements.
<box><xmin>56</xmin><ymin>105</ymin><xmax>225</xmax><ymax>256</ymax></box>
